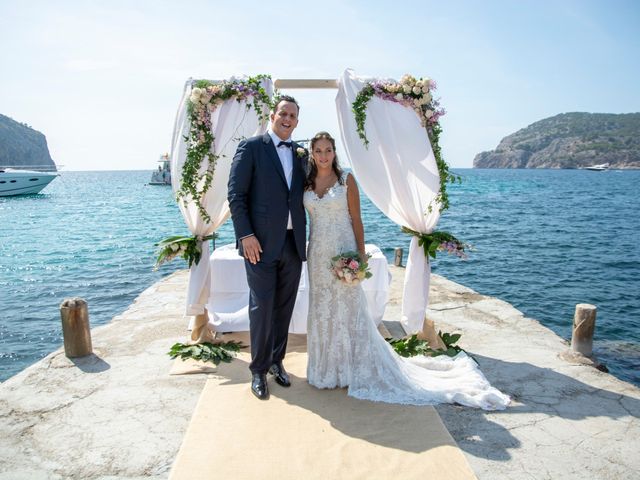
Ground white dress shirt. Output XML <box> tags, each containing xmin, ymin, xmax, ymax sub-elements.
<box><xmin>268</xmin><ymin>129</ymin><xmax>294</xmax><ymax>230</ymax></box>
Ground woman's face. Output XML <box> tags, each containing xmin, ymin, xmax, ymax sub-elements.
<box><xmin>312</xmin><ymin>138</ymin><xmax>335</xmax><ymax>170</ymax></box>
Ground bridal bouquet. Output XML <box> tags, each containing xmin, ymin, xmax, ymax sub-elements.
<box><xmin>330</xmin><ymin>251</ymin><xmax>372</xmax><ymax>286</ymax></box>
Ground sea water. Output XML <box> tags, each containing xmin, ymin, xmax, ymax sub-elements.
<box><xmin>1</xmin><ymin>169</ymin><xmax>638</xmax><ymax>385</ymax></box>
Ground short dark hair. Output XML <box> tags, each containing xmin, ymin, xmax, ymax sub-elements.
<box><xmin>272</xmin><ymin>94</ymin><xmax>300</xmax><ymax>114</ymax></box>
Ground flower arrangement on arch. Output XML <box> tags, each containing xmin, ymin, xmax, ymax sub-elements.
<box><xmin>401</xmin><ymin>227</ymin><xmax>472</xmax><ymax>260</ymax></box>
<box><xmin>352</xmin><ymin>73</ymin><xmax>459</xmax><ymax>213</ymax></box>
<box><xmin>330</xmin><ymin>251</ymin><xmax>373</xmax><ymax>286</ymax></box>
<box><xmin>154</xmin><ymin>234</ymin><xmax>216</xmax><ymax>270</ymax></box>
<box><xmin>178</xmin><ymin>75</ymin><xmax>273</xmax><ymax>223</ymax></box>
<box><xmin>352</xmin><ymin>73</ymin><xmax>469</xmax><ymax>261</ymax></box>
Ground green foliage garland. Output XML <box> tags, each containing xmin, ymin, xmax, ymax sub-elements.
<box><xmin>351</xmin><ymin>74</ymin><xmax>460</xmax><ymax>213</ymax></box>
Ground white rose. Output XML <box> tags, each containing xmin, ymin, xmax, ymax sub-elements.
<box><xmin>403</xmin><ymin>85</ymin><xmax>412</xmax><ymax>94</ymax></box>
<box><xmin>412</xmin><ymin>86</ymin><xmax>421</xmax><ymax>95</ymax></box>
<box><xmin>395</xmin><ymin>93</ymin><xmax>403</xmax><ymax>101</ymax></box>
<box><xmin>191</xmin><ymin>87</ymin><xmax>202</xmax><ymax>98</ymax></box>
<box><xmin>425</xmin><ymin>110</ymin><xmax>434</xmax><ymax>119</ymax></box>
<box><xmin>422</xmin><ymin>85</ymin><xmax>430</xmax><ymax>94</ymax></box>
<box><xmin>416</xmin><ymin>80</ymin><xmax>424</xmax><ymax>88</ymax></box>
<box><xmin>414</xmin><ymin>99</ymin><xmax>421</xmax><ymax>106</ymax></box>
<box><xmin>170</xmin><ymin>243</ymin><xmax>180</xmax><ymax>252</ymax></box>
<box><xmin>401</xmin><ymin>74</ymin><xmax>415</xmax><ymax>85</ymax></box>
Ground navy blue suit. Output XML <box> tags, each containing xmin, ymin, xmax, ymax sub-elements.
<box><xmin>227</xmin><ymin>133</ymin><xmax>307</xmax><ymax>374</ymax></box>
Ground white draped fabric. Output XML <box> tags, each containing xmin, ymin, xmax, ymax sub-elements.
<box><xmin>336</xmin><ymin>69</ymin><xmax>441</xmax><ymax>333</ymax></box>
<box><xmin>170</xmin><ymin>78</ymin><xmax>273</xmax><ymax>316</ymax></box>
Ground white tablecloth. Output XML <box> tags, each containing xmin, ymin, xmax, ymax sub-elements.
<box><xmin>204</xmin><ymin>243</ymin><xmax>391</xmax><ymax>334</ymax></box>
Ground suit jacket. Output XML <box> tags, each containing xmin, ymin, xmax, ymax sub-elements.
<box><xmin>227</xmin><ymin>132</ymin><xmax>307</xmax><ymax>263</ymax></box>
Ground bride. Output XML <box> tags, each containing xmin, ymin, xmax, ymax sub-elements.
<box><xmin>303</xmin><ymin>131</ymin><xmax>510</xmax><ymax>411</ymax></box>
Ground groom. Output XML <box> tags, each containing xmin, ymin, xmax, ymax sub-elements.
<box><xmin>227</xmin><ymin>95</ymin><xmax>307</xmax><ymax>400</ymax></box>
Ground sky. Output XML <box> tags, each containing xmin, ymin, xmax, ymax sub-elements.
<box><xmin>1</xmin><ymin>0</ymin><xmax>639</xmax><ymax>170</ymax></box>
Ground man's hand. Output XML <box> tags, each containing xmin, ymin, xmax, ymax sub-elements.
<box><xmin>241</xmin><ymin>235</ymin><xmax>263</xmax><ymax>264</ymax></box>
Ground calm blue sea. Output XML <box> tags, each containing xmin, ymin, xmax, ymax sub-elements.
<box><xmin>1</xmin><ymin>169</ymin><xmax>638</xmax><ymax>385</ymax></box>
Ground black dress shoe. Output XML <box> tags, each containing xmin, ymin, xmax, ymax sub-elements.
<box><xmin>251</xmin><ymin>373</ymin><xmax>269</xmax><ymax>400</ymax></box>
<box><xmin>268</xmin><ymin>362</ymin><xmax>291</xmax><ymax>387</ymax></box>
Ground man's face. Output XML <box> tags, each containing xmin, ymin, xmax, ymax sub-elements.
<box><xmin>270</xmin><ymin>101</ymin><xmax>299</xmax><ymax>140</ymax></box>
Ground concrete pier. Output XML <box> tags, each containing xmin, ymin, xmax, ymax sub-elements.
<box><xmin>0</xmin><ymin>267</ymin><xmax>638</xmax><ymax>479</ymax></box>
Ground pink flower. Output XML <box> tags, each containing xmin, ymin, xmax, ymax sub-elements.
<box><xmin>348</xmin><ymin>260</ymin><xmax>359</xmax><ymax>270</ymax></box>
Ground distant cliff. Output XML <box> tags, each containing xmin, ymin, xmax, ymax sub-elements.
<box><xmin>473</xmin><ymin>112</ymin><xmax>640</xmax><ymax>169</ymax></box>
<box><xmin>0</xmin><ymin>114</ymin><xmax>56</xmax><ymax>171</ymax></box>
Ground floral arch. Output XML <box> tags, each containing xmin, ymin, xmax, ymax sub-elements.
<box><xmin>159</xmin><ymin>69</ymin><xmax>466</xmax><ymax>342</ymax></box>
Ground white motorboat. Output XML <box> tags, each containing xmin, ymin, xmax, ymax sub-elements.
<box><xmin>585</xmin><ymin>163</ymin><xmax>610</xmax><ymax>171</ymax></box>
<box><xmin>0</xmin><ymin>168</ymin><xmax>59</xmax><ymax>196</ymax></box>
<box><xmin>149</xmin><ymin>153</ymin><xmax>171</xmax><ymax>185</ymax></box>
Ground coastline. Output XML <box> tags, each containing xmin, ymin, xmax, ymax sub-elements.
<box><xmin>0</xmin><ymin>267</ymin><xmax>638</xmax><ymax>479</ymax></box>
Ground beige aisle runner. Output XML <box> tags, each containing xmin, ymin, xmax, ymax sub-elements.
<box><xmin>169</xmin><ymin>336</ymin><xmax>477</xmax><ymax>480</ymax></box>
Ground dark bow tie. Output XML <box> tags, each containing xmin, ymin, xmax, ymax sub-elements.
<box><xmin>277</xmin><ymin>141</ymin><xmax>293</xmax><ymax>149</ymax></box>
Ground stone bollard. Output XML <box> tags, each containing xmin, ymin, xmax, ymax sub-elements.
<box><xmin>571</xmin><ymin>303</ymin><xmax>597</xmax><ymax>357</ymax></box>
<box><xmin>60</xmin><ymin>298</ymin><xmax>93</xmax><ymax>358</ymax></box>
<box><xmin>394</xmin><ymin>248</ymin><xmax>403</xmax><ymax>267</ymax></box>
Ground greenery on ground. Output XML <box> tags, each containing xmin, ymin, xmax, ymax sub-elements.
<box><xmin>387</xmin><ymin>331</ymin><xmax>471</xmax><ymax>360</ymax></box>
<box><xmin>168</xmin><ymin>340</ymin><xmax>245</xmax><ymax>365</ymax></box>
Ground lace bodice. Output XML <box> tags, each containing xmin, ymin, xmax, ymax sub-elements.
<box><xmin>304</xmin><ymin>174</ymin><xmax>356</xmax><ymax>255</ymax></box>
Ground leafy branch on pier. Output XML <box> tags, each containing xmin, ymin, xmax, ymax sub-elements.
<box><xmin>168</xmin><ymin>340</ymin><xmax>245</xmax><ymax>365</ymax></box>
<box><xmin>386</xmin><ymin>331</ymin><xmax>472</xmax><ymax>360</ymax></box>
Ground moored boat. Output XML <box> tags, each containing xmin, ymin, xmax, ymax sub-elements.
<box><xmin>150</xmin><ymin>153</ymin><xmax>171</xmax><ymax>185</ymax></box>
<box><xmin>585</xmin><ymin>163</ymin><xmax>610</xmax><ymax>171</ymax></box>
<box><xmin>0</xmin><ymin>168</ymin><xmax>59</xmax><ymax>196</ymax></box>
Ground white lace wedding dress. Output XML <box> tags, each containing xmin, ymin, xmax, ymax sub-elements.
<box><xmin>304</xmin><ymin>173</ymin><xmax>510</xmax><ymax>410</ymax></box>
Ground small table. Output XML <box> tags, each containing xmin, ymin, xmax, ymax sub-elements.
<box><xmin>207</xmin><ymin>243</ymin><xmax>391</xmax><ymax>334</ymax></box>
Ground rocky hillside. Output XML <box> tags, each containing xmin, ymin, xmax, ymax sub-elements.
<box><xmin>474</xmin><ymin>112</ymin><xmax>640</xmax><ymax>169</ymax></box>
<box><xmin>0</xmin><ymin>114</ymin><xmax>56</xmax><ymax>171</ymax></box>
